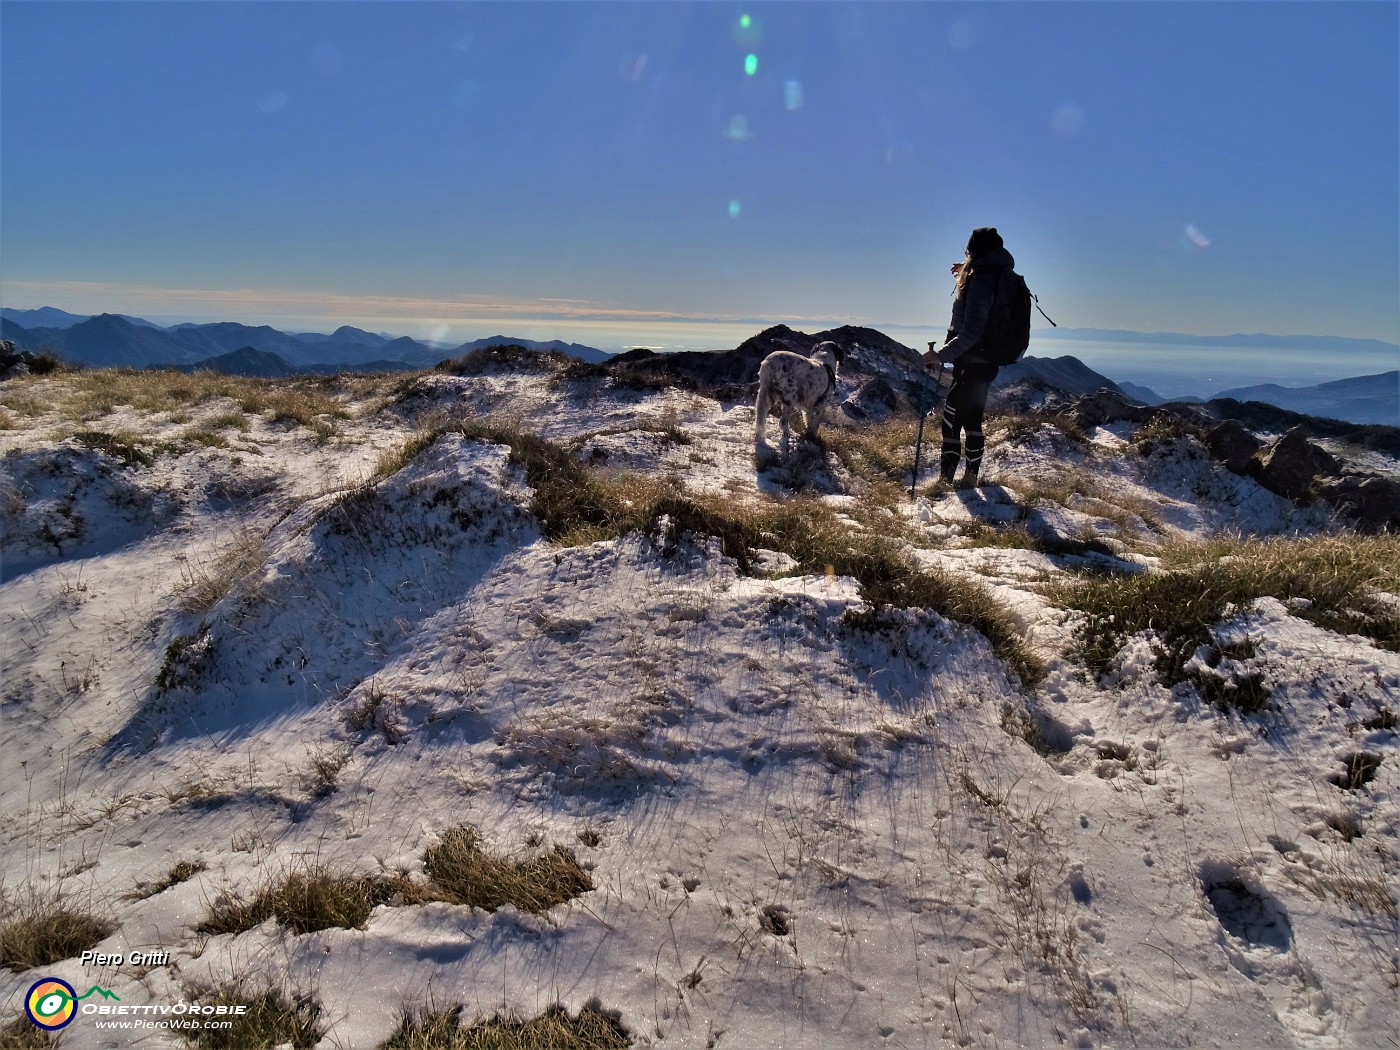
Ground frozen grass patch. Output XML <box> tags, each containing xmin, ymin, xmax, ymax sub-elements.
<box><xmin>123</xmin><ymin>860</ymin><xmax>205</xmax><ymax>902</ymax></box>
<box><xmin>177</xmin><ymin>528</ymin><xmax>271</xmax><ymax>615</ymax></box>
<box><xmin>380</xmin><ymin>1002</ymin><xmax>630</xmax><ymax>1050</ymax></box>
<box><xmin>18</xmin><ymin>370</ymin><xmax>356</xmax><ymax>441</ymax></box>
<box><xmin>182</xmin><ymin>981</ymin><xmax>323</xmax><ymax>1049</ymax></box>
<box><xmin>0</xmin><ymin>897</ymin><xmax>115</xmax><ymax>973</ymax></box>
<box><xmin>0</xmin><ymin>1016</ymin><xmax>55</xmax><ymax>1046</ymax></box>
<box><xmin>380</xmin><ymin>421</ymin><xmax>1038</xmax><ymax>682</ymax></box>
<box><xmin>195</xmin><ymin>863</ymin><xmax>420</xmax><ymax>937</ymax></box>
<box><xmin>422</xmin><ymin>826</ymin><xmax>594</xmax><ymax>915</ymax></box>
<box><xmin>1055</xmin><ymin>534</ymin><xmax>1400</xmax><ymax>693</ymax></box>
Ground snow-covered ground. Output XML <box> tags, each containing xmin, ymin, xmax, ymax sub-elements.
<box><xmin>1</xmin><ymin>364</ymin><xmax>1396</xmax><ymax>1048</ymax></box>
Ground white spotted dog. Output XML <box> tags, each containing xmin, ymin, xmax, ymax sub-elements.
<box><xmin>754</xmin><ymin>341</ymin><xmax>842</xmax><ymax>461</ymax></box>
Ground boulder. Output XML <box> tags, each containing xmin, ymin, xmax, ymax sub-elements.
<box><xmin>1205</xmin><ymin>420</ymin><xmax>1265</xmax><ymax>474</ymax></box>
<box><xmin>1315</xmin><ymin>475</ymin><xmax>1400</xmax><ymax>533</ymax></box>
<box><xmin>842</xmin><ymin>375</ymin><xmax>900</xmax><ymax>420</ymax></box>
<box><xmin>1069</xmin><ymin>390</ymin><xmax>1155</xmax><ymax>428</ymax></box>
<box><xmin>1252</xmin><ymin>427</ymin><xmax>1342</xmax><ymax>501</ymax></box>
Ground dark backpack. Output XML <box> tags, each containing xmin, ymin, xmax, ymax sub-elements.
<box><xmin>979</xmin><ymin>267</ymin><xmax>1034</xmax><ymax>365</ymax></box>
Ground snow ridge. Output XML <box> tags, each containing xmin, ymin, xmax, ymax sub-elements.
<box><xmin>0</xmin><ymin>358</ymin><xmax>1395</xmax><ymax>1048</ymax></box>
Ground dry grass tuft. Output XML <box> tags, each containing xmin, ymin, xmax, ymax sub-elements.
<box><xmin>0</xmin><ymin>898</ymin><xmax>115</xmax><ymax>973</ymax></box>
<box><xmin>345</xmin><ymin>683</ymin><xmax>407</xmax><ymax>744</ymax></box>
<box><xmin>422</xmin><ymin>826</ymin><xmax>594</xmax><ymax>915</ymax></box>
<box><xmin>381</xmin><ymin>1002</ymin><xmax>630</xmax><ymax>1049</ymax></box>
<box><xmin>123</xmin><ymin>860</ymin><xmax>205</xmax><ymax>902</ymax></box>
<box><xmin>0</xmin><ymin>1016</ymin><xmax>55</xmax><ymax>1047</ymax></box>
<box><xmin>182</xmin><ymin>981</ymin><xmax>324</xmax><ymax>1049</ymax></box>
<box><xmin>177</xmin><ymin>528</ymin><xmax>271</xmax><ymax>615</ymax></box>
<box><xmin>195</xmin><ymin>863</ymin><xmax>420</xmax><ymax>937</ymax></box>
<box><xmin>1054</xmin><ymin>534</ymin><xmax>1400</xmax><ymax>691</ymax></box>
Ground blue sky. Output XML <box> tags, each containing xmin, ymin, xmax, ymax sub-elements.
<box><xmin>2</xmin><ymin>1</ymin><xmax>1397</xmax><ymax>355</ymax></box>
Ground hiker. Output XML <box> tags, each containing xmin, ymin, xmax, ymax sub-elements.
<box><xmin>923</xmin><ymin>226</ymin><xmax>1017</xmax><ymax>489</ymax></box>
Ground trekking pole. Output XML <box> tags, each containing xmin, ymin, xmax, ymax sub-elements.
<box><xmin>912</xmin><ymin>358</ymin><xmax>946</xmax><ymax>498</ymax></box>
<box><xmin>910</xmin><ymin>364</ymin><xmax>937</xmax><ymax>499</ymax></box>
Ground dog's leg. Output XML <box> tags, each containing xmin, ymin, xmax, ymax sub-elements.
<box><xmin>754</xmin><ymin>379</ymin><xmax>770</xmax><ymax>445</ymax></box>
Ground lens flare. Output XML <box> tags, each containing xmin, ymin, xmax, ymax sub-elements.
<box><xmin>784</xmin><ymin>80</ymin><xmax>803</xmax><ymax>110</ymax></box>
<box><xmin>1052</xmin><ymin>103</ymin><xmax>1084</xmax><ymax>137</ymax></box>
<box><xmin>728</xmin><ymin>200</ymin><xmax>741</xmax><ymax>219</ymax></box>
<box><xmin>1185</xmin><ymin>224</ymin><xmax>1211</xmax><ymax>249</ymax></box>
<box><xmin>744</xmin><ymin>54</ymin><xmax>759</xmax><ymax>76</ymax></box>
<box><xmin>735</xmin><ymin>14</ymin><xmax>761</xmax><ymax>46</ymax></box>
<box><xmin>725</xmin><ymin>114</ymin><xmax>751</xmax><ymax>141</ymax></box>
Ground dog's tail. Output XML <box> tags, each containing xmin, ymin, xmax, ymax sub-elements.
<box><xmin>754</xmin><ymin>370</ymin><xmax>770</xmax><ymax>444</ymax></box>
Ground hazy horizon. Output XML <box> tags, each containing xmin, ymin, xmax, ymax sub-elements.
<box><xmin>6</xmin><ymin>299</ymin><xmax>1395</xmax><ymax>401</ymax></box>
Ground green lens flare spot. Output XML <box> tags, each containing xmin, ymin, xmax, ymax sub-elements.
<box><xmin>744</xmin><ymin>54</ymin><xmax>758</xmax><ymax>76</ymax></box>
<box><xmin>740</xmin><ymin>14</ymin><xmax>752</xmax><ymax>30</ymax></box>
<box><xmin>728</xmin><ymin>200</ymin><xmax>741</xmax><ymax>219</ymax></box>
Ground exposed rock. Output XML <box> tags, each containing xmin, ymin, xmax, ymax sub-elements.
<box><xmin>2</xmin><ymin>340</ymin><xmax>36</xmax><ymax>380</ymax></box>
<box><xmin>607</xmin><ymin>324</ymin><xmax>927</xmax><ymax>407</ymax></box>
<box><xmin>842</xmin><ymin>375</ymin><xmax>900</xmax><ymax>420</ymax></box>
<box><xmin>1068</xmin><ymin>390</ymin><xmax>1156</xmax><ymax>428</ymax></box>
<box><xmin>1252</xmin><ymin>427</ymin><xmax>1343</xmax><ymax>501</ymax></box>
<box><xmin>1314</xmin><ymin>474</ymin><xmax>1400</xmax><ymax>533</ymax></box>
<box><xmin>1205</xmin><ymin>420</ymin><xmax>1265</xmax><ymax>474</ymax></box>
<box><xmin>1205</xmin><ymin>398</ymin><xmax>1400</xmax><ymax>457</ymax></box>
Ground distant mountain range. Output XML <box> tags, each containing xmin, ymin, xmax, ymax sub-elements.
<box><xmin>0</xmin><ymin>309</ymin><xmax>613</xmax><ymax>374</ymax></box>
<box><xmin>1211</xmin><ymin>372</ymin><xmax>1397</xmax><ymax>426</ymax></box>
<box><xmin>2</xmin><ymin>308</ymin><xmax>1392</xmax><ymax>425</ymax></box>
<box><xmin>1035</xmin><ymin>326</ymin><xmax>1399</xmax><ymax>356</ymax></box>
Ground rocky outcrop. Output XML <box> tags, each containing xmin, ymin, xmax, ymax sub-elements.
<box><xmin>1205</xmin><ymin>420</ymin><xmax>1265</xmax><ymax>475</ymax></box>
<box><xmin>607</xmin><ymin>324</ymin><xmax>930</xmax><ymax>408</ymax></box>
<box><xmin>1313</xmin><ymin>474</ymin><xmax>1400</xmax><ymax>532</ymax></box>
<box><xmin>0</xmin><ymin>339</ymin><xmax>61</xmax><ymax>379</ymax></box>
<box><xmin>842</xmin><ymin>375</ymin><xmax>907</xmax><ymax>421</ymax></box>
<box><xmin>1251</xmin><ymin>427</ymin><xmax>1343</xmax><ymax>501</ymax></box>
<box><xmin>1068</xmin><ymin>390</ymin><xmax>1157</xmax><ymax>428</ymax></box>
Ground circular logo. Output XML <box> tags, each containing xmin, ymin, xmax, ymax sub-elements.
<box><xmin>25</xmin><ymin>978</ymin><xmax>77</xmax><ymax>1030</ymax></box>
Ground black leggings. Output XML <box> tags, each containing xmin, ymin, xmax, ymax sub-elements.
<box><xmin>940</xmin><ymin>363</ymin><xmax>999</xmax><ymax>479</ymax></box>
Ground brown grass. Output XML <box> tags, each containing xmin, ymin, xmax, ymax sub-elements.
<box><xmin>380</xmin><ymin>1002</ymin><xmax>630</xmax><ymax>1049</ymax></box>
<box><xmin>195</xmin><ymin>863</ymin><xmax>420</xmax><ymax>937</ymax></box>
<box><xmin>122</xmin><ymin>860</ymin><xmax>205</xmax><ymax>902</ymax></box>
<box><xmin>0</xmin><ymin>899</ymin><xmax>114</xmax><ymax>972</ymax></box>
<box><xmin>422</xmin><ymin>826</ymin><xmax>594</xmax><ymax>915</ymax></box>
<box><xmin>182</xmin><ymin>981</ymin><xmax>324</xmax><ymax>1049</ymax></box>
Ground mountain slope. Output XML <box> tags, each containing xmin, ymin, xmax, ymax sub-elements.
<box><xmin>60</xmin><ymin>313</ymin><xmax>217</xmax><ymax>367</ymax></box>
<box><xmin>0</xmin><ymin>351</ymin><xmax>1394</xmax><ymax>1047</ymax></box>
<box><xmin>179</xmin><ymin>346</ymin><xmax>300</xmax><ymax>377</ymax></box>
<box><xmin>451</xmin><ymin>334</ymin><xmax>612</xmax><ymax>363</ymax></box>
<box><xmin>1215</xmin><ymin>371</ymin><xmax>1398</xmax><ymax>426</ymax></box>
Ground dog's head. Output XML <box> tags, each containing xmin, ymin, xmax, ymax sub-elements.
<box><xmin>812</xmin><ymin>341</ymin><xmax>843</xmax><ymax>369</ymax></box>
